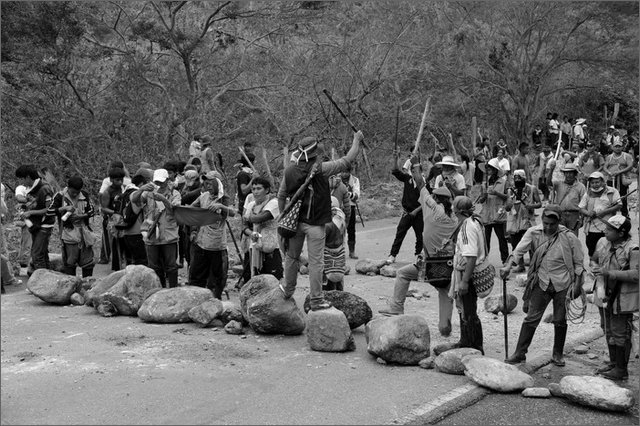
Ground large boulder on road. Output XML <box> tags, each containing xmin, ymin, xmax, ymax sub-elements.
<box><xmin>303</xmin><ymin>290</ymin><xmax>372</xmax><ymax>329</ymax></box>
<box><xmin>435</xmin><ymin>348</ymin><xmax>482</xmax><ymax>375</ymax></box>
<box><xmin>355</xmin><ymin>258</ymin><xmax>387</xmax><ymax>275</ymax></box>
<box><xmin>138</xmin><ymin>286</ymin><xmax>215</xmax><ymax>323</ymax></box>
<box><xmin>462</xmin><ymin>356</ymin><xmax>534</xmax><ymax>392</ymax></box>
<box><xmin>240</xmin><ymin>274</ymin><xmax>305</xmax><ymax>335</ymax></box>
<box><xmin>306</xmin><ymin>307</ymin><xmax>355</xmax><ymax>352</ymax></box>
<box><xmin>188</xmin><ymin>299</ymin><xmax>224</xmax><ymax>327</ymax></box>
<box><xmin>84</xmin><ymin>270</ymin><xmax>126</xmax><ymax>307</ymax></box>
<box><xmin>95</xmin><ymin>265</ymin><xmax>162</xmax><ymax>316</ymax></box>
<box><xmin>365</xmin><ymin>314</ymin><xmax>431</xmax><ymax>365</ymax></box>
<box><xmin>559</xmin><ymin>375</ymin><xmax>635</xmax><ymax>412</ymax></box>
<box><xmin>27</xmin><ymin>269</ymin><xmax>81</xmax><ymax>305</ymax></box>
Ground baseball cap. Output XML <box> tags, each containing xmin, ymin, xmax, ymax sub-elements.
<box><xmin>613</xmin><ymin>141</ymin><xmax>623</xmax><ymax>147</ymax></box>
<box><xmin>513</xmin><ymin>169</ymin><xmax>526</xmax><ymax>178</ymax></box>
<box><xmin>542</xmin><ymin>204</ymin><xmax>562</xmax><ymax>220</ymax></box>
<box><xmin>202</xmin><ymin>171</ymin><xmax>222</xmax><ymax>181</ymax></box>
<box><xmin>606</xmin><ymin>214</ymin><xmax>631</xmax><ymax>232</ymax></box>
<box><xmin>561</xmin><ymin>163</ymin><xmax>579</xmax><ymax>173</ymax></box>
<box><xmin>588</xmin><ymin>171</ymin><xmax>605</xmax><ymax>181</ymax></box>
<box><xmin>152</xmin><ymin>168</ymin><xmax>169</xmax><ymax>183</ymax></box>
<box><xmin>184</xmin><ymin>170</ymin><xmax>199</xmax><ymax>181</ymax></box>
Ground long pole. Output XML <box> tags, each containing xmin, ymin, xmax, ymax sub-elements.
<box><xmin>322</xmin><ymin>89</ymin><xmax>373</xmax><ymax>180</ymax></box>
<box><xmin>413</xmin><ymin>98</ymin><xmax>431</xmax><ymax>162</ymax></box>
<box><xmin>502</xmin><ymin>277</ymin><xmax>509</xmax><ymax>361</ymax></box>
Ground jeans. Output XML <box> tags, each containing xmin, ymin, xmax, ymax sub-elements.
<box><xmin>30</xmin><ymin>227</ymin><xmax>52</xmax><ymax>271</ymax></box>
<box><xmin>485</xmin><ymin>222</ymin><xmax>509</xmax><ymax>263</ymax></box>
<box><xmin>389</xmin><ymin>212</ymin><xmax>424</xmax><ymax>257</ymax></box>
<box><xmin>604</xmin><ymin>308</ymin><xmax>633</xmax><ymax>347</ymax></box>
<box><xmin>18</xmin><ymin>224</ymin><xmax>31</xmax><ymax>266</ymax></box>
<box><xmin>61</xmin><ymin>242</ymin><xmax>94</xmax><ymax>277</ymax></box>
<box><xmin>146</xmin><ymin>243</ymin><xmax>178</xmax><ymax>288</ymax></box>
<box><xmin>524</xmin><ymin>282</ymin><xmax>568</xmax><ymax>328</ymax></box>
<box><xmin>282</xmin><ymin>222</ymin><xmax>325</xmax><ymax>308</ymax></box>
<box><xmin>389</xmin><ymin>263</ymin><xmax>453</xmax><ymax>335</ymax></box>
<box><xmin>189</xmin><ymin>244</ymin><xmax>228</xmax><ymax>299</ymax></box>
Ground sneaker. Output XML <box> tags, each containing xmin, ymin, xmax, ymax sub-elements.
<box><xmin>378</xmin><ymin>307</ymin><xmax>403</xmax><ymax>316</ymax></box>
<box><xmin>386</xmin><ymin>255</ymin><xmax>396</xmax><ymax>265</ymax></box>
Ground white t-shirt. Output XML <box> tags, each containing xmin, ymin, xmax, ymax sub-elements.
<box><xmin>497</xmin><ymin>157</ymin><xmax>511</xmax><ymax>172</ymax></box>
<box><xmin>99</xmin><ymin>176</ymin><xmax>132</xmax><ymax>194</ymax></box>
<box><xmin>454</xmin><ymin>216</ymin><xmax>486</xmax><ymax>264</ymax></box>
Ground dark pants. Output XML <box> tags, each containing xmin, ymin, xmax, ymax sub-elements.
<box><xmin>123</xmin><ymin>234</ymin><xmax>148</xmax><ymax>265</ymax></box>
<box><xmin>62</xmin><ymin>242</ymin><xmax>94</xmax><ymax>277</ymax></box>
<box><xmin>604</xmin><ymin>308</ymin><xmax>633</xmax><ymax>347</ymax></box>
<box><xmin>586</xmin><ymin>232</ymin><xmax>605</xmax><ymax>257</ymax></box>
<box><xmin>457</xmin><ymin>283</ymin><xmax>484</xmax><ymax>354</ymax></box>
<box><xmin>619</xmin><ymin>181</ymin><xmax>629</xmax><ymax>218</ymax></box>
<box><xmin>485</xmin><ymin>223</ymin><xmax>509</xmax><ymax>263</ymax></box>
<box><xmin>241</xmin><ymin>249</ymin><xmax>284</xmax><ymax>283</ymax></box>
<box><xmin>146</xmin><ymin>243</ymin><xmax>178</xmax><ymax>288</ymax></box>
<box><xmin>111</xmin><ymin>236</ymin><xmax>127</xmax><ymax>271</ymax></box>
<box><xmin>178</xmin><ymin>225</ymin><xmax>188</xmax><ymax>265</ymax></box>
<box><xmin>189</xmin><ymin>245</ymin><xmax>228</xmax><ymax>299</ymax></box>
<box><xmin>99</xmin><ymin>216</ymin><xmax>110</xmax><ymax>263</ymax></box>
<box><xmin>30</xmin><ymin>228</ymin><xmax>52</xmax><ymax>271</ymax></box>
<box><xmin>389</xmin><ymin>212</ymin><xmax>424</xmax><ymax>257</ymax></box>
<box><xmin>510</xmin><ymin>230</ymin><xmax>526</xmax><ymax>251</ymax></box>
<box><xmin>347</xmin><ymin>205</ymin><xmax>357</xmax><ymax>253</ymax></box>
<box><xmin>524</xmin><ymin>282</ymin><xmax>568</xmax><ymax>328</ymax></box>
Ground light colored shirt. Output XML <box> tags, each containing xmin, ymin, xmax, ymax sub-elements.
<box><xmin>193</xmin><ymin>192</ymin><xmax>230</xmax><ymax>251</ymax></box>
<box><xmin>578</xmin><ymin>186</ymin><xmax>620</xmax><ymax>233</ymax></box>
<box><xmin>434</xmin><ymin>173</ymin><xmax>466</xmax><ymax>192</ymax></box>
<box><xmin>420</xmin><ymin>188</ymin><xmax>458</xmax><ymax>256</ymax></box>
<box><xmin>140</xmin><ymin>188</ymin><xmax>181</xmax><ymax>245</ymax></box>
<box><xmin>99</xmin><ymin>176</ymin><xmax>132</xmax><ymax>194</ymax></box>
<box><xmin>552</xmin><ymin>181</ymin><xmax>586</xmax><ymax>212</ymax></box>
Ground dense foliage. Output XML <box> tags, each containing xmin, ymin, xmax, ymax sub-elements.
<box><xmin>1</xmin><ymin>1</ymin><xmax>638</xmax><ymax>195</ymax></box>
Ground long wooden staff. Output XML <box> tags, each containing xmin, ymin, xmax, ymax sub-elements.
<box><xmin>413</xmin><ymin>97</ymin><xmax>431</xmax><ymax>161</ymax></box>
<box><xmin>322</xmin><ymin>89</ymin><xmax>372</xmax><ymax>180</ymax></box>
<box><xmin>238</xmin><ymin>147</ymin><xmax>259</xmax><ymax>174</ymax></box>
<box><xmin>261</xmin><ymin>147</ymin><xmax>276</xmax><ymax>189</ymax></box>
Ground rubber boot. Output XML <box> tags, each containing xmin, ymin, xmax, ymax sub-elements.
<box><xmin>601</xmin><ymin>345</ymin><xmax>629</xmax><ymax>380</ymax></box>
<box><xmin>551</xmin><ymin>325</ymin><xmax>567</xmax><ymax>366</ymax></box>
<box><xmin>595</xmin><ymin>344</ymin><xmax>616</xmax><ymax>374</ymax></box>
<box><xmin>379</xmin><ymin>273</ymin><xmax>409</xmax><ymax>316</ymax></box>
<box><xmin>348</xmin><ymin>243</ymin><xmax>358</xmax><ymax>260</ymax></box>
<box><xmin>82</xmin><ymin>266</ymin><xmax>94</xmax><ymax>278</ymax></box>
<box><xmin>167</xmin><ymin>270</ymin><xmax>179</xmax><ymax>289</ymax></box>
<box><xmin>63</xmin><ymin>265</ymin><xmax>76</xmax><ymax>276</ymax></box>
<box><xmin>506</xmin><ymin>323</ymin><xmax>537</xmax><ymax>364</ymax></box>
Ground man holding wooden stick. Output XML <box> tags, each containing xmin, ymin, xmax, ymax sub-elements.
<box><xmin>277</xmin><ymin>131</ymin><xmax>364</xmax><ymax>311</ymax></box>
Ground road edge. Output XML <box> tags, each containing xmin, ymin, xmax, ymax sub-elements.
<box><xmin>389</xmin><ymin>327</ymin><xmax>605</xmax><ymax>425</ymax></box>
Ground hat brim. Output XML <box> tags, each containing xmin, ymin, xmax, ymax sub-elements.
<box><xmin>435</xmin><ymin>161</ymin><xmax>460</xmax><ymax>167</ymax></box>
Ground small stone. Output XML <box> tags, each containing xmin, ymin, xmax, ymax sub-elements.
<box><xmin>574</xmin><ymin>344</ymin><xmax>589</xmax><ymax>354</ymax></box>
<box><xmin>418</xmin><ymin>357</ymin><xmax>435</xmax><ymax>369</ymax></box>
<box><xmin>522</xmin><ymin>387</ymin><xmax>551</xmax><ymax>398</ymax></box>
<box><xmin>542</xmin><ymin>373</ymin><xmax>551</xmax><ymax>379</ymax></box>
<box><xmin>548</xmin><ymin>383</ymin><xmax>564</xmax><ymax>397</ymax></box>
<box><xmin>587</xmin><ymin>353</ymin><xmax>598</xmax><ymax>359</ymax></box>
<box><xmin>376</xmin><ymin>357</ymin><xmax>387</xmax><ymax>365</ymax></box>
<box><xmin>542</xmin><ymin>313</ymin><xmax>554</xmax><ymax>323</ymax></box>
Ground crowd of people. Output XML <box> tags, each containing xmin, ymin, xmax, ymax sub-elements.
<box><xmin>0</xmin><ymin>115</ymin><xmax>637</xmax><ymax>379</ymax></box>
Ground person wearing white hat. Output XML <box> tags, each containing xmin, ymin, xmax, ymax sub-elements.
<box><xmin>590</xmin><ymin>214</ymin><xmax>638</xmax><ymax>380</ymax></box>
<box><xmin>131</xmin><ymin>168</ymin><xmax>183</xmax><ymax>288</ymax></box>
<box><xmin>578</xmin><ymin>171</ymin><xmax>621</xmax><ymax>257</ymax></box>
<box><xmin>434</xmin><ymin>155</ymin><xmax>466</xmax><ymax>197</ymax></box>
<box><xmin>572</xmin><ymin>118</ymin><xmax>586</xmax><ymax>145</ymax></box>
<box><xmin>551</xmin><ymin>163</ymin><xmax>586</xmax><ymax>236</ymax></box>
<box><xmin>477</xmin><ymin>158</ymin><xmax>511</xmax><ymax>264</ymax></box>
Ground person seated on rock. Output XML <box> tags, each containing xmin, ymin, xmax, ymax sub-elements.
<box><xmin>590</xmin><ymin>214</ymin><xmax>638</xmax><ymax>380</ymax></box>
<box><xmin>323</xmin><ymin>196</ymin><xmax>347</xmax><ymax>291</ymax></box>
<box><xmin>501</xmin><ymin>204</ymin><xmax>584</xmax><ymax>367</ymax></box>
<box><xmin>46</xmin><ymin>176</ymin><xmax>96</xmax><ymax>278</ymax></box>
<box><xmin>379</xmin><ymin>164</ymin><xmax>458</xmax><ymax>338</ymax></box>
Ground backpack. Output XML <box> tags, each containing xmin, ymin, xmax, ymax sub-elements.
<box><xmin>114</xmin><ymin>187</ymin><xmax>140</xmax><ymax>230</ymax></box>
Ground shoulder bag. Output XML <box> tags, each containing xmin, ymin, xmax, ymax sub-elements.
<box><xmin>254</xmin><ymin>199</ymin><xmax>279</xmax><ymax>253</ymax></box>
<box><xmin>521</xmin><ymin>232</ymin><xmax>560</xmax><ymax>311</ymax></box>
<box><xmin>277</xmin><ymin>163</ymin><xmax>319</xmax><ymax>239</ymax></box>
<box><xmin>423</xmin><ymin>220</ymin><xmax>465</xmax><ymax>289</ymax></box>
<box><xmin>470</xmin><ymin>217</ymin><xmax>496</xmax><ymax>298</ymax></box>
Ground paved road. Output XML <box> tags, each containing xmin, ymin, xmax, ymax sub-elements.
<box><xmin>0</xmin><ymin>214</ymin><xmax>636</xmax><ymax>425</ymax></box>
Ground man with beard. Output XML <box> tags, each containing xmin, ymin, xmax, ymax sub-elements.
<box><xmin>579</xmin><ymin>172</ymin><xmax>621</xmax><ymax>257</ymax></box>
<box><xmin>506</xmin><ymin>170</ymin><xmax>541</xmax><ymax>272</ymax></box>
<box><xmin>551</xmin><ymin>163</ymin><xmax>586</xmax><ymax>236</ymax></box>
<box><xmin>379</xmin><ymin>168</ymin><xmax>458</xmax><ymax>338</ymax></box>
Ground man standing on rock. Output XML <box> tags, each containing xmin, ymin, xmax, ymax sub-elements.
<box><xmin>379</xmin><ymin>168</ymin><xmax>458</xmax><ymax>338</ymax></box>
<box><xmin>277</xmin><ymin>131</ymin><xmax>364</xmax><ymax>311</ymax></box>
<box><xmin>501</xmin><ymin>205</ymin><xmax>584</xmax><ymax>366</ymax></box>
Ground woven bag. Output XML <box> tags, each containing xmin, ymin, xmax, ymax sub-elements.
<box><xmin>277</xmin><ymin>200</ymin><xmax>302</xmax><ymax>239</ymax></box>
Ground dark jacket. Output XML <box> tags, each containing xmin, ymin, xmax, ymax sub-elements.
<box><xmin>391</xmin><ymin>168</ymin><xmax>421</xmax><ymax>212</ymax></box>
<box><xmin>27</xmin><ymin>180</ymin><xmax>55</xmax><ymax>230</ymax></box>
<box><xmin>283</xmin><ymin>161</ymin><xmax>331</xmax><ymax>226</ymax></box>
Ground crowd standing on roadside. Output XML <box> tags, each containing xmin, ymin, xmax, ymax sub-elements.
<box><xmin>1</xmin><ymin>114</ymin><xmax>638</xmax><ymax>382</ymax></box>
